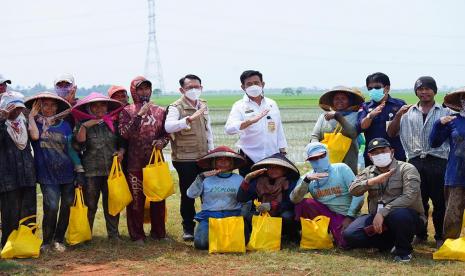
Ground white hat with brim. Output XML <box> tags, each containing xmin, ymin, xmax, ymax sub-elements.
<box><xmin>54</xmin><ymin>73</ymin><xmax>75</xmax><ymax>86</ymax></box>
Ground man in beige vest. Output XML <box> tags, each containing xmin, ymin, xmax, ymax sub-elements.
<box><xmin>165</xmin><ymin>74</ymin><xmax>213</xmax><ymax>241</ymax></box>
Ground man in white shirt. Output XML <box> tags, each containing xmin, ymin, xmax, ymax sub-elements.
<box><xmin>225</xmin><ymin>70</ymin><xmax>287</xmax><ymax>176</ymax></box>
<box><xmin>164</xmin><ymin>74</ymin><xmax>213</xmax><ymax>241</ymax></box>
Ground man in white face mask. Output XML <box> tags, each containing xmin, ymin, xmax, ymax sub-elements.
<box><xmin>225</xmin><ymin>70</ymin><xmax>287</xmax><ymax>176</ymax></box>
<box><xmin>343</xmin><ymin>138</ymin><xmax>425</xmax><ymax>263</ymax></box>
<box><xmin>164</xmin><ymin>74</ymin><xmax>213</xmax><ymax>241</ymax></box>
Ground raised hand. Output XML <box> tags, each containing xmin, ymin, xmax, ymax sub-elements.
<box><xmin>202</xmin><ymin>169</ymin><xmax>223</xmax><ymax>178</ymax></box>
<box><xmin>370</xmin><ymin>102</ymin><xmax>385</xmax><ymax>117</ymax></box>
<box><xmin>29</xmin><ymin>100</ymin><xmax>41</xmax><ymax>118</ymax></box>
<box><xmin>187</xmin><ymin>105</ymin><xmax>207</xmax><ymax>123</ymax></box>
<box><xmin>396</xmin><ymin>104</ymin><xmax>413</xmax><ymax>117</ymax></box>
<box><xmin>245</xmin><ymin>168</ymin><xmax>267</xmax><ymax>182</ymax></box>
<box><xmin>324</xmin><ymin>111</ymin><xmax>337</xmax><ymax>121</ymax></box>
<box><xmin>82</xmin><ymin>119</ymin><xmax>103</xmax><ymax>128</ymax></box>
<box><xmin>440</xmin><ymin>115</ymin><xmax>456</xmax><ymax>125</ymax></box>
<box><xmin>368</xmin><ymin>168</ymin><xmax>395</xmax><ymax>186</ymax></box>
<box><xmin>137</xmin><ymin>102</ymin><xmax>151</xmax><ymax>117</ymax></box>
<box><xmin>249</xmin><ymin>109</ymin><xmax>270</xmax><ymax>124</ymax></box>
<box><xmin>305</xmin><ymin>172</ymin><xmax>329</xmax><ymax>182</ymax></box>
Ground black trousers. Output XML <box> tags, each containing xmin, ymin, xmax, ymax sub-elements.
<box><xmin>172</xmin><ymin>161</ymin><xmax>205</xmax><ymax>233</ymax></box>
<box><xmin>409</xmin><ymin>155</ymin><xmax>446</xmax><ymax>241</ymax></box>
<box><xmin>343</xmin><ymin>208</ymin><xmax>423</xmax><ymax>256</ymax></box>
<box><xmin>0</xmin><ymin>186</ymin><xmax>37</xmax><ymax>246</ymax></box>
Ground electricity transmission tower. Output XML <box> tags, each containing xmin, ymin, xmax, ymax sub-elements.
<box><xmin>145</xmin><ymin>0</ymin><xmax>165</xmax><ymax>93</ymax></box>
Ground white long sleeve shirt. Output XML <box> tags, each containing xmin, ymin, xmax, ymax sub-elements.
<box><xmin>224</xmin><ymin>94</ymin><xmax>287</xmax><ymax>163</ymax></box>
<box><xmin>164</xmin><ymin>99</ymin><xmax>214</xmax><ymax>151</ymax></box>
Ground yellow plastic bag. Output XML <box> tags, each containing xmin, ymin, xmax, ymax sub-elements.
<box><xmin>300</xmin><ymin>216</ymin><xmax>334</xmax><ymax>250</ymax></box>
<box><xmin>247</xmin><ymin>212</ymin><xmax>282</xmax><ymax>251</ymax></box>
<box><xmin>142</xmin><ymin>148</ymin><xmax>174</xmax><ymax>201</ymax></box>
<box><xmin>1</xmin><ymin>215</ymin><xmax>42</xmax><ymax>259</ymax></box>
<box><xmin>321</xmin><ymin>124</ymin><xmax>352</xmax><ymax>163</ymax></box>
<box><xmin>144</xmin><ymin>200</ymin><xmax>168</xmax><ymax>224</ymax></box>
<box><xmin>66</xmin><ymin>188</ymin><xmax>92</xmax><ymax>245</ymax></box>
<box><xmin>433</xmin><ymin>237</ymin><xmax>465</xmax><ymax>261</ymax></box>
<box><xmin>209</xmin><ymin>216</ymin><xmax>246</xmax><ymax>254</ymax></box>
<box><xmin>144</xmin><ymin>199</ymin><xmax>151</xmax><ymax>224</ymax></box>
<box><xmin>108</xmin><ymin>156</ymin><xmax>133</xmax><ymax>216</ymax></box>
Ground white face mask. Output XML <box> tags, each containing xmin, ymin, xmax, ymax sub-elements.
<box><xmin>371</xmin><ymin>152</ymin><xmax>393</xmax><ymax>168</ymax></box>
<box><xmin>185</xmin><ymin>88</ymin><xmax>201</xmax><ymax>101</ymax></box>
<box><xmin>245</xmin><ymin>85</ymin><xmax>263</xmax><ymax>98</ymax></box>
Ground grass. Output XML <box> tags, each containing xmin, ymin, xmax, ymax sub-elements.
<box><xmin>1</xmin><ymin>92</ymin><xmax>456</xmax><ymax>275</ymax></box>
<box><xmin>2</xmin><ymin>169</ymin><xmax>465</xmax><ymax>275</ymax></box>
<box><xmin>151</xmin><ymin>92</ymin><xmax>445</xmax><ymax>109</ymax></box>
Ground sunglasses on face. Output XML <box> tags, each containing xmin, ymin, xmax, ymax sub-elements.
<box><xmin>367</xmin><ymin>86</ymin><xmax>384</xmax><ymax>91</ymax></box>
<box><xmin>307</xmin><ymin>152</ymin><xmax>327</xmax><ymax>161</ymax></box>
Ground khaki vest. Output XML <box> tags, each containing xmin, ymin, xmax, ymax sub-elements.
<box><xmin>170</xmin><ymin>97</ymin><xmax>209</xmax><ymax>161</ymax></box>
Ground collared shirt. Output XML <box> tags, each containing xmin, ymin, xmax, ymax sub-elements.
<box><xmin>164</xmin><ymin>99</ymin><xmax>214</xmax><ymax>151</ymax></box>
<box><xmin>349</xmin><ymin>159</ymin><xmax>425</xmax><ymax>219</ymax></box>
<box><xmin>224</xmin><ymin>95</ymin><xmax>287</xmax><ymax>163</ymax></box>
<box><xmin>357</xmin><ymin>96</ymin><xmax>407</xmax><ymax>161</ymax></box>
<box><xmin>399</xmin><ymin>102</ymin><xmax>451</xmax><ymax>160</ymax></box>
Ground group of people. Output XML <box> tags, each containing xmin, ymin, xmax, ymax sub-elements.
<box><xmin>0</xmin><ymin>70</ymin><xmax>464</xmax><ymax>263</ymax></box>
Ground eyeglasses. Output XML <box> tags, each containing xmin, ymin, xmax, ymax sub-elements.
<box><xmin>307</xmin><ymin>152</ymin><xmax>327</xmax><ymax>161</ymax></box>
<box><xmin>367</xmin><ymin>86</ymin><xmax>384</xmax><ymax>91</ymax></box>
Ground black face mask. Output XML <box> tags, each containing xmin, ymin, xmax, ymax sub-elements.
<box><xmin>139</xmin><ymin>95</ymin><xmax>151</xmax><ymax>103</ymax></box>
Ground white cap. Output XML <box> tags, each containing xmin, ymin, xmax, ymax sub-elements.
<box><xmin>0</xmin><ymin>91</ymin><xmax>26</xmax><ymax>110</ymax></box>
<box><xmin>0</xmin><ymin>74</ymin><xmax>11</xmax><ymax>84</ymax></box>
<box><xmin>54</xmin><ymin>73</ymin><xmax>75</xmax><ymax>86</ymax></box>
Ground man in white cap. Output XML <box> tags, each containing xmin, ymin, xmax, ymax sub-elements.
<box><xmin>0</xmin><ymin>74</ymin><xmax>11</xmax><ymax>96</ymax></box>
<box><xmin>54</xmin><ymin>73</ymin><xmax>77</xmax><ymax>106</ymax></box>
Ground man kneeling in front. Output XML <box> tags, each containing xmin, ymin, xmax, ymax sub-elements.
<box><xmin>343</xmin><ymin>138</ymin><xmax>425</xmax><ymax>262</ymax></box>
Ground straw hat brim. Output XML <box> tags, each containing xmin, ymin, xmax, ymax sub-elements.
<box><xmin>197</xmin><ymin>151</ymin><xmax>246</xmax><ymax>170</ymax></box>
<box><xmin>24</xmin><ymin>92</ymin><xmax>71</xmax><ymax>113</ymax></box>
<box><xmin>74</xmin><ymin>98</ymin><xmax>122</xmax><ymax>113</ymax></box>
<box><xmin>444</xmin><ymin>88</ymin><xmax>465</xmax><ymax>112</ymax></box>
<box><xmin>319</xmin><ymin>87</ymin><xmax>365</xmax><ymax>111</ymax></box>
<box><xmin>251</xmin><ymin>157</ymin><xmax>300</xmax><ymax>180</ymax></box>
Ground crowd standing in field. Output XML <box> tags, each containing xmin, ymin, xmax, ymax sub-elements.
<box><xmin>0</xmin><ymin>71</ymin><xmax>464</xmax><ymax>263</ymax></box>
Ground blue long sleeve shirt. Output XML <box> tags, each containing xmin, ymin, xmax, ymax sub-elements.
<box><xmin>298</xmin><ymin>163</ymin><xmax>364</xmax><ymax>217</ymax></box>
<box><xmin>356</xmin><ymin>96</ymin><xmax>406</xmax><ymax>161</ymax></box>
<box><xmin>430</xmin><ymin>114</ymin><xmax>465</xmax><ymax>187</ymax></box>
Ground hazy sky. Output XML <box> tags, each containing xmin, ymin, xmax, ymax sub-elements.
<box><xmin>2</xmin><ymin>0</ymin><xmax>465</xmax><ymax>92</ymax></box>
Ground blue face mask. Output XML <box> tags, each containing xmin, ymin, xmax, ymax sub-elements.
<box><xmin>309</xmin><ymin>155</ymin><xmax>330</xmax><ymax>173</ymax></box>
<box><xmin>369</xmin><ymin>88</ymin><xmax>385</xmax><ymax>102</ymax></box>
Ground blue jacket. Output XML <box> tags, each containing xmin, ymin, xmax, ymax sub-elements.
<box><xmin>357</xmin><ymin>96</ymin><xmax>406</xmax><ymax>161</ymax></box>
<box><xmin>430</xmin><ymin>114</ymin><xmax>465</xmax><ymax>187</ymax></box>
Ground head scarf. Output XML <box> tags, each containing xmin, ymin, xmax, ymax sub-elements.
<box><xmin>0</xmin><ymin>91</ymin><xmax>27</xmax><ymax>150</ymax></box>
<box><xmin>71</xmin><ymin>92</ymin><xmax>123</xmax><ymax>132</ymax></box>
